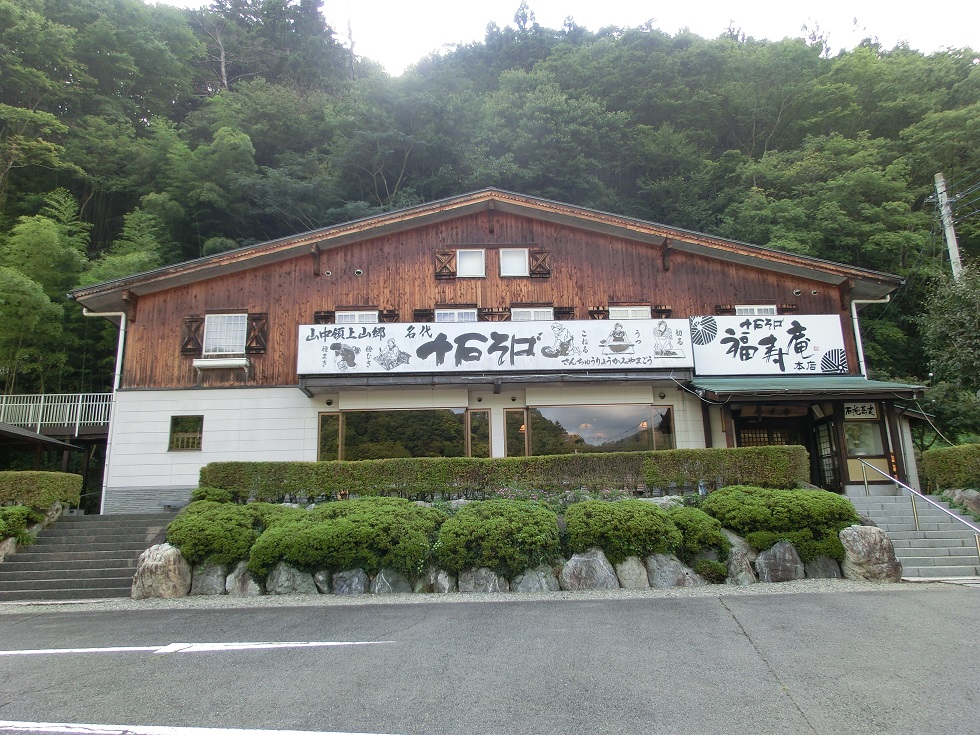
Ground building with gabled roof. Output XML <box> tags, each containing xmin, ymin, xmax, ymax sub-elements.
<box><xmin>71</xmin><ymin>189</ymin><xmax>923</xmax><ymax>513</ymax></box>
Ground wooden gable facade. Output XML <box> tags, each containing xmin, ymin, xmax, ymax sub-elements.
<box><xmin>71</xmin><ymin>190</ymin><xmax>922</xmax><ymax>513</ymax></box>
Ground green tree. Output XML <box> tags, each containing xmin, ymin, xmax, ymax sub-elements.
<box><xmin>0</xmin><ymin>266</ymin><xmax>64</xmax><ymax>393</ymax></box>
<box><xmin>921</xmin><ymin>265</ymin><xmax>980</xmax><ymax>393</ymax></box>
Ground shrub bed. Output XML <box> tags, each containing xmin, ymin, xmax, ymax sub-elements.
<box><xmin>921</xmin><ymin>443</ymin><xmax>980</xmax><ymax>490</ymax></box>
<box><xmin>248</xmin><ymin>497</ymin><xmax>447</xmax><ymax>579</ymax></box>
<box><xmin>563</xmin><ymin>499</ymin><xmax>681</xmax><ymax>565</ymax></box>
<box><xmin>667</xmin><ymin>505</ymin><xmax>731</xmax><ymax>563</ymax></box>
<box><xmin>0</xmin><ymin>471</ymin><xmax>82</xmax><ymax>511</ymax></box>
<box><xmin>433</xmin><ymin>500</ymin><xmax>561</xmax><ymax>577</ymax></box>
<box><xmin>0</xmin><ymin>505</ymin><xmax>43</xmax><ymax>544</ymax></box>
<box><xmin>700</xmin><ymin>485</ymin><xmax>859</xmax><ymax>561</ymax></box>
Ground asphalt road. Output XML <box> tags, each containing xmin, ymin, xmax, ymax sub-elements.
<box><xmin>0</xmin><ymin>587</ymin><xmax>977</xmax><ymax>735</ymax></box>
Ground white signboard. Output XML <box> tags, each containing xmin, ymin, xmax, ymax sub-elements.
<box><xmin>297</xmin><ymin>319</ymin><xmax>693</xmax><ymax>375</ymax></box>
<box><xmin>689</xmin><ymin>315</ymin><xmax>849</xmax><ymax>375</ymax></box>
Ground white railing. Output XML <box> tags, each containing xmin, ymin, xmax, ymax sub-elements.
<box><xmin>0</xmin><ymin>393</ymin><xmax>112</xmax><ymax>436</ymax></box>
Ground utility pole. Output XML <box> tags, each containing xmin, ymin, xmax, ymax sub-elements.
<box><xmin>935</xmin><ymin>172</ymin><xmax>963</xmax><ymax>279</ymax></box>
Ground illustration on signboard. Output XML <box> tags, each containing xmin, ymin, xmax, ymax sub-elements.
<box><xmin>542</xmin><ymin>322</ymin><xmax>579</xmax><ymax>358</ymax></box>
<box><xmin>377</xmin><ymin>338</ymin><xmax>411</xmax><ymax>370</ymax></box>
<box><xmin>652</xmin><ymin>319</ymin><xmax>685</xmax><ymax>358</ymax></box>
<box><xmin>329</xmin><ymin>342</ymin><xmax>360</xmax><ymax>371</ymax></box>
<box><xmin>600</xmin><ymin>323</ymin><xmax>635</xmax><ymax>355</ymax></box>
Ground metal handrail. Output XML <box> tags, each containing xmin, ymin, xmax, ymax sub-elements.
<box><xmin>858</xmin><ymin>458</ymin><xmax>980</xmax><ymax>566</ymax></box>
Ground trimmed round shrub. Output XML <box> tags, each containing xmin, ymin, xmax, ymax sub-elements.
<box><xmin>248</xmin><ymin>497</ymin><xmax>447</xmax><ymax>578</ymax></box>
<box><xmin>563</xmin><ymin>499</ymin><xmax>681</xmax><ymax>565</ymax></box>
<box><xmin>433</xmin><ymin>499</ymin><xmax>561</xmax><ymax>577</ymax></box>
<box><xmin>692</xmin><ymin>559</ymin><xmax>728</xmax><ymax>584</ymax></box>
<box><xmin>668</xmin><ymin>506</ymin><xmax>731</xmax><ymax>563</ymax></box>
<box><xmin>190</xmin><ymin>486</ymin><xmax>235</xmax><ymax>503</ymax></box>
<box><xmin>166</xmin><ymin>501</ymin><xmax>264</xmax><ymax>565</ymax></box>
<box><xmin>700</xmin><ymin>485</ymin><xmax>859</xmax><ymax>561</ymax></box>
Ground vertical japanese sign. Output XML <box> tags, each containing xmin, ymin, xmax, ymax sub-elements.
<box><xmin>297</xmin><ymin>319</ymin><xmax>694</xmax><ymax>375</ymax></box>
<box><xmin>689</xmin><ymin>315</ymin><xmax>849</xmax><ymax>375</ymax></box>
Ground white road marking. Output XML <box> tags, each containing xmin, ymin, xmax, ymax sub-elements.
<box><xmin>0</xmin><ymin>641</ymin><xmax>393</xmax><ymax>657</ymax></box>
<box><xmin>0</xmin><ymin>722</ymin><xmax>407</xmax><ymax>735</ymax></box>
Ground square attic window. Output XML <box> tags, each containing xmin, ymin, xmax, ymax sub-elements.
<box><xmin>456</xmin><ymin>249</ymin><xmax>485</xmax><ymax>277</ymax></box>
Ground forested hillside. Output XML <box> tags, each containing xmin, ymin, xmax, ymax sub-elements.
<box><xmin>1</xmin><ymin>0</ymin><xmax>978</xmax><ymax>440</ymax></box>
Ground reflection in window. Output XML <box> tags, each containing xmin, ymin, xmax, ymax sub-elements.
<box><xmin>529</xmin><ymin>405</ymin><xmax>673</xmax><ymax>455</ymax></box>
<box><xmin>318</xmin><ymin>413</ymin><xmax>340</xmax><ymax>461</ymax></box>
<box><xmin>506</xmin><ymin>409</ymin><xmax>528</xmax><ymax>456</ymax></box>
<box><xmin>468</xmin><ymin>410</ymin><xmax>491</xmax><ymax>458</ymax></box>
<box><xmin>169</xmin><ymin>415</ymin><xmax>203</xmax><ymax>451</ymax></box>
<box><xmin>843</xmin><ymin>421</ymin><xmax>885</xmax><ymax>457</ymax></box>
<box><xmin>337</xmin><ymin>409</ymin><xmax>467</xmax><ymax>460</ymax></box>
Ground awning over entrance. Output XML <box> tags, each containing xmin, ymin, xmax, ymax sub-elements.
<box><xmin>688</xmin><ymin>376</ymin><xmax>925</xmax><ymax>402</ymax></box>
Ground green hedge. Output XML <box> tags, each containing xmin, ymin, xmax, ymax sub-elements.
<box><xmin>643</xmin><ymin>446</ymin><xmax>810</xmax><ymax>490</ymax></box>
<box><xmin>0</xmin><ymin>471</ymin><xmax>82</xmax><ymax>511</ymax></box>
<box><xmin>166</xmin><ymin>501</ymin><xmax>302</xmax><ymax>566</ymax></box>
<box><xmin>433</xmin><ymin>500</ymin><xmax>561</xmax><ymax>577</ymax></box>
<box><xmin>248</xmin><ymin>497</ymin><xmax>447</xmax><ymax>578</ymax></box>
<box><xmin>199</xmin><ymin>446</ymin><xmax>808</xmax><ymax>503</ymax></box>
<box><xmin>921</xmin><ymin>444</ymin><xmax>980</xmax><ymax>489</ymax></box>
<box><xmin>563</xmin><ymin>499</ymin><xmax>681</xmax><ymax>565</ymax></box>
<box><xmin>667</xmin><ymin>506</ymin><xmax>731</xmax><ymax>564</ymax></box>
<box><xmin>700</xmin><ymin>485</ymin><xmax>859</xmax><ymax>561</ymax></box>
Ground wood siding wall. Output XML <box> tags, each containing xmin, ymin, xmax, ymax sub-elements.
<box><xmin>122</xmin><ymin>211</ymin><xmax>855</xmax><ymax>389</ymax></box>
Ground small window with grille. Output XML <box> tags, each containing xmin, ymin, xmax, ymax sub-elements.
<box><xmin>609</xmin><ymin>306</ymin><xmax>652</xmax><ymax>320</ymax></box>
<box><xmin>435</xmin><ymin>308</ymin><xmax>478</xmax><ymax>323</ymax></box>
<box><xmin>169</xmin><ymin>416</ymin><xmax>203</xmax><ymax>451</ymax></box>
<box><xmin>336</xmin><ymin>310</ymin><xmax>379</xmax><ymax>324</ymax></box>
<box><xmin>735</xmin><ymin>305</ymin><xmax>778</xmax><ymax>316</ymax></box>
<box><xmin>511</xmin><ymin>307</ymin><xmax>554</xmax><ymax>322</ymax></box>
<box><xmin>202</xmin><ymin>314</ymin><xmax>247</xmax><ymax>355</ymax></box>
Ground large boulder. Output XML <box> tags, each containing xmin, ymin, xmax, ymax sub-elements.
<box><xmin>313</xmin><ymin>570</ymin><xmax>332</xmax><ymax>594</ymax></box>
<box><xmin>332</xmin><ymin>569</ymin><xmax>369</xmax><ymax>595</ymax></box>
<box><xmin>265</xmin><ymin>562</ymin><xmax>318</xmax><ymax>595</ymax></box>
<box><xmin>805</xmin><ymin>555</ymin><xmax>842</xmax><ymax>579</ymax></box>
<box><xmin>132</xmin><ymin>543</ymin><xmax>192</xmax><ymax>599</ymax></box>
<box><xmin>559</xmin><ymin>549</ymin><xmax>619</xmax><ymax>591</ymax></box>
<box><xmin>725</xmin><ymin>548</ymin><xmax>757</xmax><ymax>586</ymax></box>
<box><xmin>226</xmin><ymin>561</ymin><xmax>263</xmax><ymax>596</ymax></box>
<box><xmin>614</xmin><ymin>556</ymin><xmax>651</xmax><ymax>589</ymax></box>
<box><xmin>754</xmin><ymin>541</ymin><xmax>805</xmax><ymax>582</ymax></box>
<box><xmin>371</xmin><ymin>568</ymin><xmax>413</xmax><ymax>594</ymax></box>
<box><xmin>945</xmin><ymin>489</ymin><xmax>980</xmax><ymax>517</ymax></box>
<box><xmin>459</xmin><ymin>567</ymin><xmax>510</xmax><ymax>593</ymax></box>
<box><xmin>190</xmin><ymin>562</ymin><xmax>227</xmax><ymax>595</ymax></box>
<box><xmin>839</xmin><ymin>525</ymin><xmax>903</xmax><ymax>582</ymax></box>
<box><xmin>645</xmin><ymin>553</ymin><xmax>706</xmax><ymax>588</ymax></box>
<box><xmin>415</xmin><ymin>566</ymin><xmax>457</xmax><ymax>593</ymax></box>
<box><xmin>512</xmin><ymin>565</ymin><xmax>560</xmax><ymax>593</ymax></box>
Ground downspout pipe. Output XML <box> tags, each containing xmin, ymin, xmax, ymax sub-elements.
<box><xmin>81</xmin><ymin>308</ymin><xmax>127</xmax><ymax>392</ymax></box>
<box><xmin>80</xmin><ymin>307</ymin><xmax>127</xmax><ymax>516</ymax></box>
<box><xmin>850</xmin><ymin>295</ymin><xmax>890</xmax><ymax>377</ymax></box>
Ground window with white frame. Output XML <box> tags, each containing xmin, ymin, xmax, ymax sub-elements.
<box><xmin>609</xmin><ymin>306</ymin><xmax>652</xmax><ymax>320</ymax></box>
<box><xmin>456</xmin><ymin>249</ymin><xmax>485</xmax><ymax>277</ymax></box>
<box><xmin>511</xmin><ymin>307</ymin><xmax>554</xmax><ymax>321</ymax></box>
<box><xmin>202</xmin><ymin>313</ymin><xmax>247</xmax><ymax>355</ymax></box>
<box><xmin>735</xmin><ymin>305</ymin><xmax>777</xmax><ymax>316</ymax></box>
<box><xmin>499</xmin><ymin>248</ymin><xmax>529</xmax><ymax>277</ymax></box>
<box><xmin>435</xmin><ymin>308</ymin><xmax>478</xmax><ymax>323</ymax></box>
<box><xmin>336</xmin><ymin>310</ymin><xmax>379</xmax><ymax>324</ymax></box>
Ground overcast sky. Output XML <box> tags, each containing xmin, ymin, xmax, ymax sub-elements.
<box><xmin>157</xmin><ymin>0</ymin><xmax>979</xmax><ymax>75</ymax></box>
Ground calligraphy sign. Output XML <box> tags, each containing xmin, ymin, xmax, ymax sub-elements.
<box><xmin>689</xmin><ymin>315</ymin><xmax>849</xmax><ymax>375</ymax></box>
<box><xmin>297</xmin><ymin>319</ymin><xmax>693</xmax><ymax>375</ymax></box>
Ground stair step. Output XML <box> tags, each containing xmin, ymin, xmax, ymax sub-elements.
<box><xmin>0</xmin><ymin>587</ymin><xmax>131</xmax><ymax>602</ymax></box>
<box><xmin>0</xmin><ymin>575</ymin><xmax>133</xmax><ymax>592</ymax></box>
<box><xmin>883</xmin><ymin>529</ymin><xmax>978</xmax><ymax>541</ymax></box>
<box><xmin>0</xmin><ymin>557</ymin><xmax>137</xmax><ymax>572</ymax></box>
<box><xmin>901</xmin><ymin>565</ymin><xmax>980</xmax><ymax>578</ymax></box>
<box><xmin>893</xmin><ymin>546</ymin><xmax>979</xmax><ymax>559</ymax></box>
<box><xmin>891</xmin><ymin>537</ymin><xmax>979</xmax><ymax>549</ymax></box>
<box><xmin>0</xmin><ymin>566</ymin><xmax>137</xmax><ymax>582</ymax></box>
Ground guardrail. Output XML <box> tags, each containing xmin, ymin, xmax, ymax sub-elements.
<box><xmin>0</xmin><ymin>393</ymin><xmax>112</xmax><ymax>436</ymax></box>
<box><xmin>858</xmin><ymin>458</ymin><xmax>980</xmax><ymax>566</ymax></box>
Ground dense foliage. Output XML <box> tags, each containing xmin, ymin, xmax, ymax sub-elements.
<box><xmin>643</xmin><ymin>446</ymin><xmax>811</xmax><ymax>490</ymax></box>
<box><xmin>563</xmin><ymin>499</ymin><xmax>681</xmax><ymax>564</ymax></box>
<box><xmin>433</xmin><ymin>499</ymin><xmax>561</xmax><ymax>577</ymax></box>
<box><xmin>0</xmin><ymin>471</ymin><xmax>82</xmax><ymax>511</ymax></box>
<box><xmin>700</xmin><ymin>485</ymin><xmax>859</xmax><ymax>561</ymax></box>
<box><xmin>921</xmin><ymin>443</ymin><xmax>980</xmax><ymax>489</ymax></box>
<box><xmin>0</xmin><ymin>505</ymin><xmax>43</xmax><ymax>544</ymax></box>
<box><xmin>1</xmin><ymin>0</ymin><xmax>977</xmax><ymax>442</ymax></box>
<box><xmin>666</xmin><ymin>506</ymin><xmax>731</xmax><ymax>564</ymax></box>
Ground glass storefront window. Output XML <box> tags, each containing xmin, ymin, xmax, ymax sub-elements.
<box><xmin>319</xmin><ymin>409</ymin><xmax>467</xmax><ymax>460</ymax></box>
<box><xmin>843</xmin><ymin>421</ymin><xmax>885</xmax><ymax>457</ymax></box>
<box><xmin>468</xmin><ymin>410</ymin><xmax>491</xmax><ymax>458</ymax></box>
<box><xmin>318</xmin><ymin>413</ymin><xmax>340</xmax><ymax>460</ymax></box>
<box><xmin>506</xmin><ymin>409</ymin><xmax>529</xmax><ymax>457</ymax></box>
<box><xmin>529</xmin><ymin>405</ymin><xmax>673</xmax><ymax>455</ymax></box>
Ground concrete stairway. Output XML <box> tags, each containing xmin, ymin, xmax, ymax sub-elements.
<box><xmin>848</xmin><ymin>494</ymin><xmax>980</xmax><ymax>579</ymax></box>
<box><xmin>0</xmin><ymin>512</ymin><xmax>174</xmax><ymax>602</ymax></box>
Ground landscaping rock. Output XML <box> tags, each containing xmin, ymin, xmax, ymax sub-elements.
<box><xmin>805</xmin><ymin>555</ymin><xmax>842</xmax><ymax>579</ymax></box>
<box><xmin>945</xmin><ymin>489</ymin><xmax>980</xmax><ymax>517</ymax></box>
<box><xmin>725</xmin><ymin>548</ymin><xmax>757</xmax><ymax>586</ymax></box>
<box><xmin>645</xmin><ymin>553</ymin><xmax>706</xmax><ymax>588</ymax></box>
<box><xmin>839</xmin><ymin>525</ymin><xmax>903</xmax><ymax>582</ymax></box>
<box><xmin>226</xmin><ymin>561</ymin><xmax>263</xmax><ymax>596</ymax></box>
<box><xmin>190</xmin><ymin>562</ymin><xmax>226</xmax><ymax>595</ymax></box>
<box><xmin>512</xmin><ymin>565</ymin><xmax>560</xmax><ymax>593</ymax></box>
<box><xmin>313</xmin><ymin>570</ymin><xmax>331</xmax><ymax>594</ymax></box>
<box><xmin>266</xmin><ymin>562</ymin><xmax>317</xmax><ymax>595</ymax></box>
<box><xmin>371</xmin><ymin>568</ymin><xmax>413</xmax><ymax>594</ymax></box>
<box><xmin>332</xmin><ymin>569</ymin><xmax>369</xmax><ymax>595</ymax></box>
<box><xmin>754</xmin><ymin>541</ymin><xmax>805</xmax><ymax>582</ymax></box>
<box><xmin>722</xmin><ymin>529</ymin><xmax>757</xmax><ymax>563</ymax></box>
<box><xmin>614</xmin><ymin>556</ymin><xmax>650</xmax><ymax>589</ymax></box>
<box><xmin>0</xmin><ymin>536</ymin><xmax>16</xmax><ymax>565</ymax></box>
<box><xmin>559</xmin><ymin>549</ymin><xmax>619</xmax><ymax>591</ymax></box>
<box><xmin>459</xmin><ymin>567</ymin><xmax>510</xmax><ymax>593</ymax></box>
<box><xmin>639</xmin><ymin>496</ymin><xmax>685</xmax><ymax>510</ymax></box>
<box><xmin>415</xmin><ymin>566</ymin><xmax>456</xmax><ymax>593</ymax></box>
<box><xmin>131</xmin><ymin>543</ymin><xmax>191</xmax><ymax>599</ymax></box>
